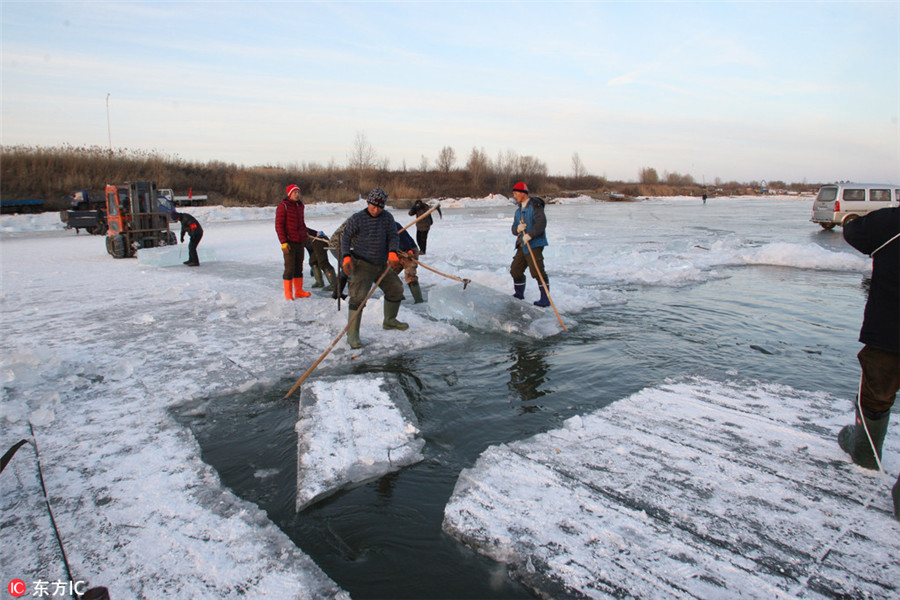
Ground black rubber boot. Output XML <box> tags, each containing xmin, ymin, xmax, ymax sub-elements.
<box><xmin>383</xmin><ymin>300</ymin><xmax>408</xmax><ymax>330</ymax></box>
<box><xmin>534</xmin><ymin>283</ymin><xmax>550</xmax><ymax>307</ymax></box>
<box><xmin>837</xmin><ymin>408</ymin><xmax>889</xmax><ymax>470</ymax></box>
<box><xmin>893</xmin><ymin>473</ymin><xmax>900</xmax><ymax>521</ymax></box>
<box><xmin>512</xmin><ymin>280</ymin><xmax>526</xmax><ymax>299</ymax></box>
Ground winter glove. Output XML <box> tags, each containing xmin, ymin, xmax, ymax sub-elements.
<box><xmin>522</xmin><ymin>233</ymin><xmax>532</xmax><ymax>244</ymax></box>
<box><xmin>318</xmin><ymin>231</ymin><xmax>325</xmax><ymax>238</ymax></box>
<box><xmin>342</xmin><ymin>255</ymin><xmax>353</xmax><ymax>276</ymax></box>
<box><xmin>281</xmin><ymin>243</ymin><xmax>290</xmax><ymax>255</ymax></box>
<box><xmin>388</xmin><ymin>252</ymin><xmax>400</xmax><ymax>266</ymax></box>
<box><xmin>516</xmin><ymin>223</ymin><xmax>527</xmax><ymax>234</ymax></box>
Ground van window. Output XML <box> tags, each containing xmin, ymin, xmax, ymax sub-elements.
<box><xmin>843</xmin><ymin>189</ymin><xmax>866</xmax><ymax>201</ymax></box>
<box><xmin>817</xmin><ymin>187</ymin><xmax>837</xmax><ymax>201</ymax></box>
<box><xmin>870</xmin><ymin>189</ymin><xmax>891</xmax><ymax>202</ymax></box>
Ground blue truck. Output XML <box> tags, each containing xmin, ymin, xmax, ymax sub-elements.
<box><xmin>59</xmin><ymin>190</ymin><xmax>108</xmax><ymax>235</ymax></box>
<box><xmin>0</xmin><ymin>198</ymin><xmax>44</xmax><ymax>214</ymax></box>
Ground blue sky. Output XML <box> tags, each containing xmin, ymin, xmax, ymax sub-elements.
<box><xmin>2</xmin><ymin>1</ymin><xmax>898</xmax><ymax>184</ymax></box>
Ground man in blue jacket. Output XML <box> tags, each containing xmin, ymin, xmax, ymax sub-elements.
<box><xmin>837</xmin><ymin>206</ymin><xmax>899</xmax><ymax>519</ymax></box>
<box><xmin>509</xmin><ymin>181</ymin><xmax>550</xmax><ymax>307</ymax></box>
<box><xmin>340</xmin><ymin>188</ymin><xmax>407</xmax><ymax>349</ymax></box>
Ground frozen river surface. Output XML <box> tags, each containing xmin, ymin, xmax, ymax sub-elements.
<box><xmin>2</xmin><ymin>195</ymin><xmax>896</xmax><ymax>598</ymax></box>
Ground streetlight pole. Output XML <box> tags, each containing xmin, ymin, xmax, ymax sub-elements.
<box><xmin>106</xmin><ymin>93</ymin><xmax>112</xmax><ymax>155</ymax></box>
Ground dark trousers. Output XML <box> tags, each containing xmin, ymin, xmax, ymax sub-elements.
<box><xmin>858</xmin><ymin>345</ymin><xmax>900</xmax><ymax>417</ymax></box>
<box><xmin>282</xmin><ymin>241</ymin><xmax>305</xmax><ymax>280</ymax></box>
<box><xmin>510</xmin><ymin>245</ymin><xmax>548</xmax><ymax>284</ymax></box>
<box><xmin>305</xmin><ymin>240</ymin><xmax>333</xmax><ymax>271</ymax></box>
<box><xmin>347</xmin><ymin>257</ymin><xmax>404</xmax><ymax>310</ymax></box>
<box><xmin>187</xmin><ymin>230</ymin><xmax>202</xmax><ymax>264</ymax></box>
<box><xmin>416</xmin><ymin>229</ymin><xmax>429</xmax><ymax>254</ymax></box>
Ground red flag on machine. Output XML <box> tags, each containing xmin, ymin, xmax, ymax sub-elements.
<box><xmin>188</xmin><ymin>187</ymin><xmax>193</xmax><ymax>199</ymax></box>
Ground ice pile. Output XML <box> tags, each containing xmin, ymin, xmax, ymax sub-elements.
<box><xmin>296</xmin><ymin>375</ymin><xmax>425</xmax><ymax>511</ymax></box>
<box><xmin>136</xmin><ymin>245</ymin><xmax>216</xmax><ymax>266</ymax></box>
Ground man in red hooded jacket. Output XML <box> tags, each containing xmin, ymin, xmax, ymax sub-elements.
<box><xmin>275</xmin><ymin>184</ymin><xmax>310</xmax><ymax>300</ymax></box>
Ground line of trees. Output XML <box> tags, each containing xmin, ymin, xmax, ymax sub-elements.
<box><xmin>1</xmin><ymin>138</ymin><xmax>819</xmax><ymax>211</ymax></box>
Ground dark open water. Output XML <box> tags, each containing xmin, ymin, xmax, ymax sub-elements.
<box><xmin>175</xmin><ymin>198</ymin><xmax>868</xmax><ymax>598</ymax></box>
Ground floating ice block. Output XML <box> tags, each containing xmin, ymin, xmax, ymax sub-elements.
<box><xmin>427</xmin><ymin>281</ymin><xmax>563</xmax><ymax>338</ymax></box>
<box><xmin>296</xmin><ymin>374</ymin><xmax>424</xmax><ymax>511</ymax></box>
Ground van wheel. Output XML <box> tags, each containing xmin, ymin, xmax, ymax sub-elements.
<box><xmin>842</xmin><ymin>214</ymin><xmax>859</xmax><ymax>226</ymax></box>
<box><xmin>819</xmin><ymin>223</ymin><xmax>835</xmax><ymax>230</ymax></box>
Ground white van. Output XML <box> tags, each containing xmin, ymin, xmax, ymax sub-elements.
<box><xmin>811</xmin><ymin>183</ymin><xmax>900</xmax><ymax>229</ymax></box>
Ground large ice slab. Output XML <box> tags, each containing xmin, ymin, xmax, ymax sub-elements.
<box><xmin>427</xmin><ymin>281</ymin><xmax>564</xmax><ymax>337</ymax></box>
<box><xmin>137</xmin><ymin>245</ymin><xmax>216</xmax><ymax>266</ymax></box>
<box><xmin>296</xmin><ymin>375</ymin><xmax>425</xmax><ymax>511</ymax></box>
<box><xmin>443</xmin><ymin>378</ymin><xmax>900</xmax><ymax>599</ymax></box>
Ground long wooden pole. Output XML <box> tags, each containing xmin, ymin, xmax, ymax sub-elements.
<box><xmin>284</xmin><ymin>201</ymin><xmax>440</xmax><ymax>399</ymax></box>
<box><xmin>284</xmin><ymin>264</ymin><xmax>391</xmax><ymax>398</ymax></box>
<box><xmin>523</xmin><ymin>238</ymin><xmax>566</xmax><ymax>331</ymax></box>
<box><xmin>406</xmin><ymin>255</ymin><xmax>470</xmax><ymax>287</ymax></box>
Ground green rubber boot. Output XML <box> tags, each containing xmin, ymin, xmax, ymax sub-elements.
<box><xmin>324</xmin><ymin>267</ymin><xmax>336</xmax><ymax>292</ymax></box>
<box><xmin>382</xmin><ymin>300</ymin><xmax>408</xmax><ymax>330</ymax></box>
<box><xmin>837</xmin><ymin>408</ymin><xmax>890</xmax><ymax>470</ymax></box>
<box><xmin>311</xmin><ymin>265</ymin><xmax>324</xmax><ymax>288</ymax></box>
<box><xmin>408</xmin><ymin>282</ymin><xmax>425</xmax><ymax>304</ymax></box>
<box><xmin>347</xmin><ymin>309</ymin><xmax>362</xmax><ymax>349</ymax></box>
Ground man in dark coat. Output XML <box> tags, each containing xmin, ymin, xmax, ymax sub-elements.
<box><xmin>393</xmin><ymin>222</ymin><xmax>424</xmax><ymax>303</ymax></box>
<box><xmin>275</xmin><ymin>184</ymin><xmax>310</xmax><ymax>300</ymax></box>
<box><xmin>836</xmin><ymin>206</ymin><xmax>899</xmax><ymax>519</ymax></box>
<box><xmin>174</xmin><ymin>211</ymin><xmax>203</xmax><ymax>266</ymax></box>
<box><xmin>408</xmin><ymin>199</ymin><xmax>439</xmax><ymax>255</ymax></box>
<box><xmin>340</xmin><ymin>188</ymin><xmax>407</xmax><ymax>349</ymax></box>
<box><xmin>304</xmin><ymin>227</ymin><xmax>337</xmax><ymax>291</ymax></box>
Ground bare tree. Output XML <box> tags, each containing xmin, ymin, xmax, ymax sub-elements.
<box><xmin>516</xmin><ymin>155</ymin><xmax>548</xmax><ymax>183</ymax></box>
<box><xmin>466</xmin><ymin>147</ymin><xmax>490</xmax><ymax>189</ymax></box>
<box><xmin>348</xmin><ymin>131</ymin><xmax>376</xmax><ymax>173</ymax></box>
<box><xmin>495</xmin><ymin>149</ymin><xmax>518</xmax><ymax>191</ymax></box>
<box><xmin>571</xmin><ymin>152</ymin><xmax>586</xmax><ymax>179</ymax></box>
<box><xmin>418</xmin><ymin>154</ymin><xmax>429</xmax><ymax>172</ymax></box>
<box><xmin>639</xmin><ymin>167</ymin><xmax>659</xmax><ymax>184</ymax></box>
<box><xmin>436</xmin><ymin>146</ymin><xmax>456</xmax><ymax>173</ymax></box>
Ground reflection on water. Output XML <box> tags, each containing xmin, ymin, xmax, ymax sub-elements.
<box><xmin>506</xmin><ymin>342</ymin><xmax>551</xmax><ymax>412</ymax></box>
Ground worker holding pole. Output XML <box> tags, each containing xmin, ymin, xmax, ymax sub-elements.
<box><xmin>340</xmin><ymin>188</ymin><xmax>407</xmax><ymax>349</ymax></box>
<box><xmin>509</xmin><ymin>181</ymin><xmax>551</xmax><ymax>307</ymax></box>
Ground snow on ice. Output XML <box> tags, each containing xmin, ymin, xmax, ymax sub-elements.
<box><xmin>443</xmin><ymin>378</ymin><xmax>900</xmax><ymax>599</ymax></box>
<box><xmin>296</xmin><ymin>376</ymin><xmax>425</xmax><ymax>511</ymax></box>
<box><xmin>1</xmin><ymin>195</ymin><xmax>890</xmax><ymax>599</ymax></box>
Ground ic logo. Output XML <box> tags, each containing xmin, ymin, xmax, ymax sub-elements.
<box><xmin>7</xmin><ymin>579</ymin><xmax>26</xmax><ymax>597</ymax></box>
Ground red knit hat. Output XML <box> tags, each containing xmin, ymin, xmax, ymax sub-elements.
<box><xmin>286</xmin><ymin>184</ymin><xmax>300</xmax><ymax>197</ymax></box>
<box><xmin>512</xmin><ymin>182</ymin><xmax>529</xmax><ymax>193</ymax></box>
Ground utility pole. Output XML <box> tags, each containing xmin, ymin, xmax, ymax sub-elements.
<box><xmin>106</xmin><ymin>93</ymin><xmax>112</xmax><ymax>155</ymax></box>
